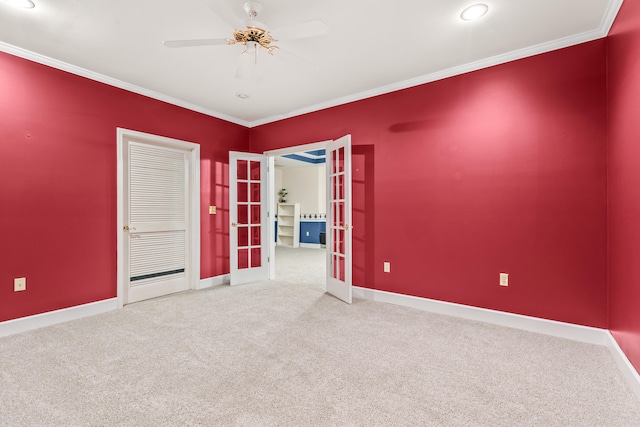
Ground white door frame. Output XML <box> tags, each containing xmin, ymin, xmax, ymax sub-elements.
<box><xmin>263</xmin><ymin>140</ymin><xmax>334</xmax><ymax>281</ymax></box>
<box><xmin>116</xmin><ymin>128</ymin><xmax>201</xmax><ymax>308</ymax></box>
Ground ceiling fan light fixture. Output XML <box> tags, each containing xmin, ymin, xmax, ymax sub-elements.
<box><xmin>460</xmin><ymin>3</ymin><xmax>489</xmax><ymax>21</ymax></box>
<box><xmin>231</xmin><ymin>26</ymin><xmax>278</xmax><ymax>55</ymax></box>
<box><xmin>2</xmin><ymin>0</ymin><xmax>35</xmax><ymax>9</ymax></box>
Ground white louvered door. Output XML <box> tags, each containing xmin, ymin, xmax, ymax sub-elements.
<box><xmin>124</xmin><ymin>141</ymin><xmax>190</xmax><ymax>304</ymax></box>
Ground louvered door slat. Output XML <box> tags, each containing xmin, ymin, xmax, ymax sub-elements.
<box><xmin>130</xmin><ymin>231</ymin><xmax>186</xmax><ymax>285</ymax></box>
<box><xmin>130</xmin><ymin>144</ymin><xmax>185</xmax><ymax>224</ymax></box>
<box><xmin>127</xmin><ymin>143</ymin><xmax>188</xmax><ymax>292</ymax></box>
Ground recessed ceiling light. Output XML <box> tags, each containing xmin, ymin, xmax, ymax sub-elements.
<box><xmin>236</xmin><ymin>93</ymin><xmax>250</xmax><ymax>99</ymax></box>
<box><xmin>460</xmin><ymin>3</ymin><xmax>488</xmax><ymax>21</ymax></box>
<box><xmin>2</xmin><ymin>0</ymin><xmax>35</xmax><ymax>9</ymax></box>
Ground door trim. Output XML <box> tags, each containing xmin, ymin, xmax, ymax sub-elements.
<box><xmin>116</xmin><ymin>128</ymin><xmax>201</xmax><ymax>308</ymax></box>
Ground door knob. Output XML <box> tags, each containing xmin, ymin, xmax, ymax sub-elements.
<box><xmin>123</xmin><ymin>226</ymin><xmax>137</xmax><ymax>231</ymax></box>
<box><xmin>231</xmin><ymin>223</ymin><xmax>237</xmax><ymax>227</ymax></box>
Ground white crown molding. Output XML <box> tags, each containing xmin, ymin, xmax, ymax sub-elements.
<box><xmin>249</xmin><ymin>0</ymin><xmax>623</xmax><ymax>128</ymax></box>
<box><xmin>601</xmin><ymin>0</ymin><xmax>625</xmax><ymax>35</ymax></box>
<box><xmin>0</xmin><ymin>0</ymin><xmax>624</xmax><ymax>129</ymax></box>
<box><xmin>249</xmin><ymin>35</ymin><xmax>585</xmax><ymax>125</ymax></box>
<box><xmin>0</xmin><ymin>298</ymin><xmax>118</xmax><ymax>338</ymax></box>
<box><xmin>0</xmin><ymin>41</ymin><xmax>251</xmax><ymax>128</ymax></box>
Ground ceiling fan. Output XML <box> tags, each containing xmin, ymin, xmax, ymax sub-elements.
<box><xmin>162</xmin><ymin>0</ymin><xmax>329</xmax><ymax>78</ymax></box>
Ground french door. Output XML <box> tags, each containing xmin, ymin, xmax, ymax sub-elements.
<box><xmin>230</xmin><ymin>135</ymin><xmax>352</xmax><ymax>304</ymax></box>
<box><xmin>229</xmin><ymin>152</ymin><xmax>269</xmax><ymax>285</ymax></box>
<box><xmin>326</xmin><ymin>135</ymin><xmax>353</xmax><ymax>303</ymax></box>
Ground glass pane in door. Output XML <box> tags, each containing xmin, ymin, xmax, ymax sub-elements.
<box><xmin>230</xmin><ymin>152</ymin><xmax>269</xmax><ymax>287</ymax></box>
<box><xmin>251</xmin><ymin>248</ymin><xmax>261</xmax><ymax>268</ymax></box>
<box><xmin>237</xmin><ymin>160</ymin><xmax>248</xmax><ymax>180</ymax></box>
<box><xmin>238</xmin><ymin>205</ymin><xmax>248</xmax><ymax>224</ymax></box>
<box><xmin>250</xmin><ymin>161</ymin><xmax>261</xmax><ymax>180</ymax></box>
<box><xmin>235</xmin><ymin>158</ymin><xmax>261</xmax><ymax>270</ymax></box>
<box><xmin>238</xmin><ymin>249</ymin><xmax>249</xmax><ymax>269</ymax></box>
<box><xmin>237</xmin><ymin>182</ymin><xmax>248</xmax><ymax>203</ymax></box>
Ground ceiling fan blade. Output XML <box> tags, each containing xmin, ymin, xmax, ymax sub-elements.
<box><xmin>162</xmin><ymin>38</ymin><xmax>228</xmax><ymax>48</ymax></box>
<box><xmin>273</xmin><ymin>20</ymin><xmax>329</xmax><ymax>41</ymax></box>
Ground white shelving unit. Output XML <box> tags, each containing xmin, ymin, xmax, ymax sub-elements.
<box><xmin>277</xmin><ymin>203</ymin><xmax>300</xmax><ymax>248</ymax></box>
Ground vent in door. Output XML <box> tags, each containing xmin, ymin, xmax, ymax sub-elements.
<box><xmin>130</xmin><ymin>231</ymin><xmax>186</xmax><ymax>284</ymax></box>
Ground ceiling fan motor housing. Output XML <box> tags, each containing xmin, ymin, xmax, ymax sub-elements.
<box><xmin>243</xmin><ymin>1</ymin><xmax>263</xmax><ymax>18</ymax></box>
<box><xmin>232</xmin><ymin>1</ymin><xmax>277</xmax><ymax>54</ymax></box>
<box><xmin>232</xmin><ymin>26</ymin><xmax>277</xmax><ymax>54</ymax></box>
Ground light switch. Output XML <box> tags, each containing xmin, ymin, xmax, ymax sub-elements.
<box><xmin>383</xmin><ymin>262</ymin><xmax>391</xmax><ymax>273</ymax></box>
<box><xmin>209</xmin><ymin>206</ymin><xmax>217</xmax><ymax>215</ymax></box>
<box><xmin>500</xmin><ymin>273</ymin><xmax>508</xmax><ymax>287</ymax></box>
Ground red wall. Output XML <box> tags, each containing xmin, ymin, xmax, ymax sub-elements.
<box><xmin>0</xmin><ymin>32</ymin><xmax>615</xmax><ymax>334</ymax></box>
<box><xmin>251</xmin><ymin>41</ymin><xmax>608</xmax><ymax>327</ymax></box>
<box><xmin>0</xmin><ymin>52</ymin><xmax>248</xmax><ymax>322</ymax></box>
<box><xmin>607</xmin><ymin>0</ymin><xmax>640</xmax><ymax>373</ymax></box>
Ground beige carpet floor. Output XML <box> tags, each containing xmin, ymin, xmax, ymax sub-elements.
<box><xmin>1</xmin><ymin>247</ymin><xmax>639</xmax><ymax>426</ymax></box>
<box><xmin>274</xmin><ymin>245</ymin><xmax>326</xmax><ymax>286</ymax></box>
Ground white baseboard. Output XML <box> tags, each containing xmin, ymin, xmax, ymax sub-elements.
<box><xmin>199</xmin><ymin>274</ymin><xmax>230</xmax><ymax>290</ymax></box>
<box><xmin>0</xmin><ymin>277</ymin><xmax>229</xmax><ymax>338</ymax></box>
<box><xmin>0</xmin><ymin>298</ymin><xmax>119</xmax><ymax>338</ymax></box>
<box><xmin>299</xmin><ymin>243</ymin><xmax>322</xmax><ymax>249</ymax></box>
<box><xmin>352</xmin><ymin>286</ymin><xmax>640</xmax><ymax>399</ymax></box>
<box><xmin>606</xmin><ymin>332</ymin><xmax>640</xmax><ymax>400</ymax></box>
<box><xmin>352</xmin><ymin>287</ymin><xmax>609</xmax><ymax>345</ymax></box>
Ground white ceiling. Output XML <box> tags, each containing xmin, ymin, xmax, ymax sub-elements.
<box><xmin>0</xmin><ymin>0</ymin><xmax>622</xmax><ymax>127</ymax></box>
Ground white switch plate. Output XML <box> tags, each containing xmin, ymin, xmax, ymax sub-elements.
<box><xmin>500</xmin><ymin>273</ymin><xmax>508</xmax><ymax>287</ymax></box>
<box><xmin>383</xmin><ymin>262</ymin><xmax>391</xmax><ymax>273</ymax></box>
<box><xmin>306</xmin><ymin>231</ymin><xmax>309</xmax><ymax>236</ymax></box>
<box><xmin>14</xmin><ymin>277</ymin><xmax>26</xmax><ymax>292</ymax></box>
<box><xmin>209</xmin><ymin>206</ymin><xmax>216</xmax><ymax>215</ymax></box>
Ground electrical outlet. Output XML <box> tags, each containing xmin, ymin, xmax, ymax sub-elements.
<box><xmin>500</xmin><ymin>273</ymin><xmax>508</xmax><ymax>287</ymax></box>
<box><xmin>383</xmin><ymin>262</ymin><xmax>391</xmax><ymax>273</ymax></box>
<box><xmin>14</xmin><ymin>277</ymin><xmax>26</xmax><ymax>292</ymax></box>
<box><xmin>306</xmin><ymin>231</ymin><xmax>310</xmax><ymax>236</ymax></box>
<box><xmin>209</xmin><ymin>206</ymin><xmax>217</xmax><ymax>215</ymax></box>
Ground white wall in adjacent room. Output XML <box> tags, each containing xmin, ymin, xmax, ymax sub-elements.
<box><xmin>274</xmin><ymin>167</ymin><xmax>283</xmax><ymax>202</ymax></box>
<box><xmin>280</xmin><ymin>165</ymin><xmax>326</xmax><ymax>213</ymax></box>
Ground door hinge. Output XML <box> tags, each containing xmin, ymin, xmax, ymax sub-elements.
<box><xmin>268</xmin><ymin>256</ymin><xmax>270</xmax><ymax>263</ymax></box>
